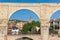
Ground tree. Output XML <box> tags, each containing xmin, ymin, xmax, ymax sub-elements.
<box><xmin>21</xmin><ymin>21</ymin><xmax>40</xmax><ymax>34</ymax></box>
<box><xmin>22</xmin><ymin>23</ymin><xmax>33</xmax><ymax>34</ymax></box>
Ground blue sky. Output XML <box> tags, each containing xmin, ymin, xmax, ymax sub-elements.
<box><xmin>50</xmin><ymin>10</ymin><xmax>60</xmax><ymax>20</ymax></box>
<box><xmin>10</xmin><ymin>9</ymin><xmax>60</xmax><ymax>21</ymax></box>
<box><xmin>0</xmin><ymin>0</ymin><xmax>60</xmax><ymax>3</ymax></box>
<box><xmin>10</xmin><ymin>9</ymin><xmax>39</xmax><ymax>21</ymax></box>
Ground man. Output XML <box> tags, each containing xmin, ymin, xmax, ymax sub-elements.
<box><xmin>12</xmin><ymin>25</ymin><xmax>19</xmax><ymax>35</ymax></box>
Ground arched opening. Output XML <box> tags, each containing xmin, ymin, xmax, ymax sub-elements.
<box><xmin>16</xmin><ymin>37</ymin><xmax>33</xmax><ymax>40</ymax></box>
<box><xmin>50</xmin><ymin>10</ymin><xmax>60</xmax><ymax>36</ymax></box>
<box><xmin>8</xmin><ymin>9</ymin><xmax>41</xmax><ymax>35</ymax></box>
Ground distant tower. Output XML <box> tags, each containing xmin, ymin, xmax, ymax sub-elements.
<box><xmin>29</xmin><ymin>16</ymin><xmax>32</xmax><ymax>23</ymax></box>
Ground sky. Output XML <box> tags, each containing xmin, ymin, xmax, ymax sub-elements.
<box><xmin>10</xmin><ymin>9</ymin><xmax>60</xmax><ymax>21</ymax></box>
<box><xmin>10</xmin><ymin>9</ymin><xmax>39</xmax><ymax>21</ymax></box>
<box><xmin>50</xmin><ymin>10</ymin><xmax>60</xmax><ymax>20</ymax></box>
<box><xmin>0</xmin><ymin>0</ymin><xmax>60</xmax><ymax>3</ymax></box>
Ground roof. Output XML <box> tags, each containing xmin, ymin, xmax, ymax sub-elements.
<box><xmin>9</xmin><ymin>20</ymin><xmax>28</xmax><ymax>22</ymax></box>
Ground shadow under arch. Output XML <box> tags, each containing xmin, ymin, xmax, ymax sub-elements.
<box><xmin>16</xmin><ymin>37</ymin><xmax>33</xmax><ymax>40</ymax></box>
<box><xmin>8</xmin><ymin>9</ymin><xmax>41</xmax><ymax>35</ymax></box>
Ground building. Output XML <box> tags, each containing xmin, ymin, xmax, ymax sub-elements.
<box><xmin>8</xmin><ymin>20</ymin><xmax>28</xmax><ymax>34</ymax></box>
<box><xmin>49</xmin><ymin>19</ymin><xmax>60</xmax><ymax>35</ymax></box>
<box><xmin>8</xmin><ymin>17</ymin><xmax>33</xmax><ymax>34</ymax></box>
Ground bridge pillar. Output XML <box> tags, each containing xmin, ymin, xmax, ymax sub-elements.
<box><xmin>0</xmin><ymin>19</ymin><xmax>8</xmax><ymax>40</ymax></box>
<box><xmin>41</xmin><ymin>19</ymin><xmax>50</xmax><ymax>40</ymax></box>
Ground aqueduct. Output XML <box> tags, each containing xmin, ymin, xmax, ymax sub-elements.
<box><xmin>0</xmin><ymin>3</ymin><xmax>60</xmax><ymax>40</ymax></box>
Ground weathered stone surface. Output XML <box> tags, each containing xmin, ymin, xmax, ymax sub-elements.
<box><xmin>0</xmin><ymin>3</ymin><xmax>60</xmax><ymax>40</ymax></box>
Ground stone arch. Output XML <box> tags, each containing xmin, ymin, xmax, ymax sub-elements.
<box><xmin>49</xmin><ymin>9</ymin><xmax>60</xmax><ymax>19</ymax></box>
<box><xmin>8</xmin><ymin>9</ymin><xmax>41</xmax><ymax>34</ymax></box>
<box><xmin>8</xmin><ymin>9</ymin><xmax>40</xmax><ymax>21</ymax></box>
<box><xmin>49</xmin><ymin>10</ymin><xmax>60</xmax><ymax>35</ymax></box>
<box><xmin>15</xmin><ymin>37</ymin><xmax>33</xmax><ymax>40</ymax></box>
<box><xmin>50</xmin><ymin>10</ymin><xmax>60</xmax><ymax>19</ymax></box>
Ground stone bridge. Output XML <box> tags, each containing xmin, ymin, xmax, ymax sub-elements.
<box><xmin>0</xmin><ymin>3</ymin><xmax>60</xmax><ymax>40</ymax></box>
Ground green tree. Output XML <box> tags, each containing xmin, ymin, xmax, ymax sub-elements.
<box><xmin>22</xmin><ymin>21</ymin><xmax>40</xmax><ymax>34</ymax></box>
<box><xmin>31</xmin><ymin>21</ymin><xmax>40</xmax><ymax>27</ymax></box>
<box><xmin>22</xmin><ymin>23</ymin><xmax>33</xmax><ymax>34</ymax></box>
